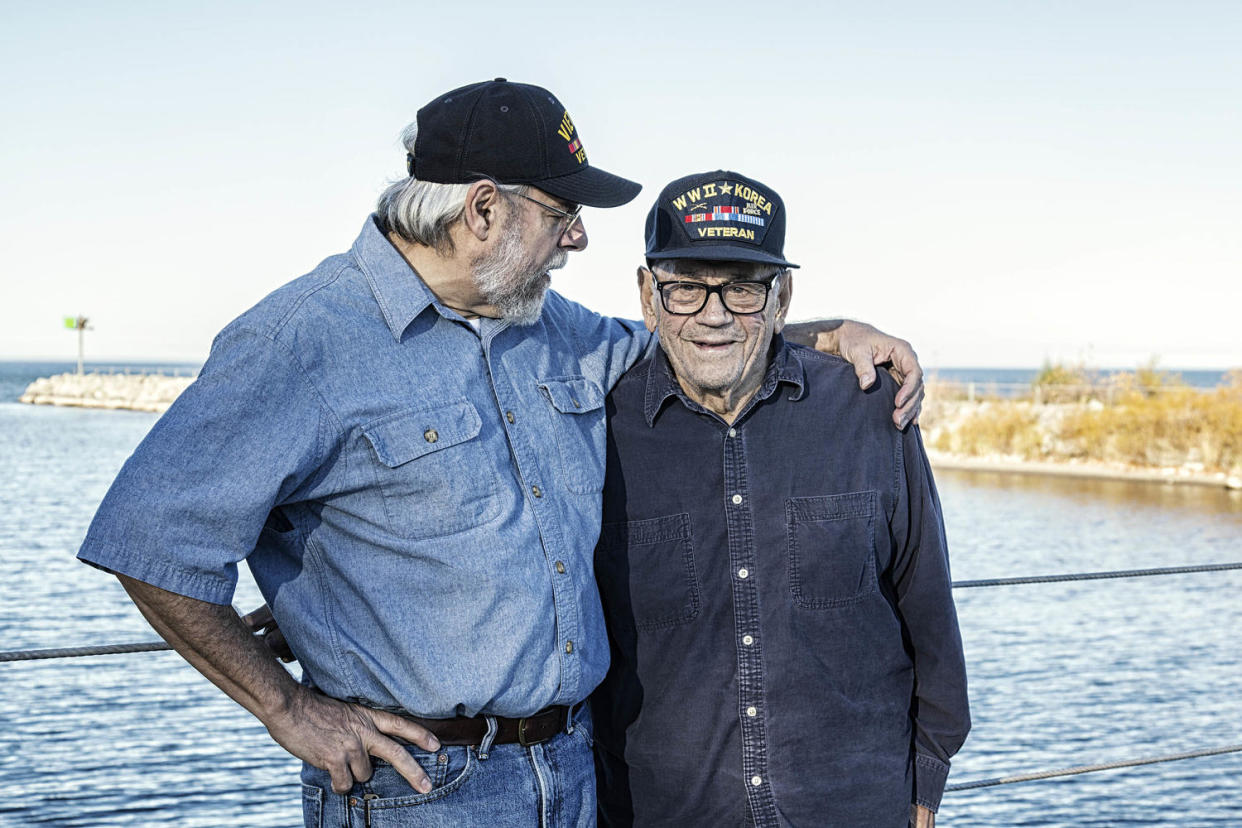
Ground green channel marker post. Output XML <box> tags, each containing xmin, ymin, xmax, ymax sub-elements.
<box><xmin>64</xmin><ymin>315</ymin><xmax>90</xmax><ymax>375</ymax></box>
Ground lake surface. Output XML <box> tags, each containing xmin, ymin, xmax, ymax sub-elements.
<box><xmin>1</xmin><ymin>367</ymin><xmax>1240</xmax><ymax>826</ymax></box>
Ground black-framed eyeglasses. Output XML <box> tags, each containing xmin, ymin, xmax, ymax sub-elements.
<box><xmin>511</xmin><ymin>192</ymin><xmax>583</xmax><ymax>234</ymax></box>
<box><xmin>650</xmin><ymin>273</ymin><xmax>779</xmax><ymax>315</ymax></box>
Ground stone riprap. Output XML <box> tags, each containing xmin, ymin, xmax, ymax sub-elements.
<box><xmin>19</xmin><ymin>372</ymin><xmax>195</xmax><ymax>413</ymax></box>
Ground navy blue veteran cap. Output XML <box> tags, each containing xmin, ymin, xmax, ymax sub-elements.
<box><xmin>411</xmin><ymin>78</ymin><xmax>641</xmax><ymax>208</ymax></box>
<box><xmin>645</xmin><ymin>170</ymin><xmax>798</xmax><ymax>268</ymax></box>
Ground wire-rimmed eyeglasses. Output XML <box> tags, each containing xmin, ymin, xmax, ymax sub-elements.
<box><xmin>511</xmin><ymin>192</ymin><xmax>583</xmax><ymax>234</ymax></box>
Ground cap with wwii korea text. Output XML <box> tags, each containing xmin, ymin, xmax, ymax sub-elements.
<box><xmin>645</xmin><ymin>170</ymin><xmax>798</xmax><ymax>268</ymax></box>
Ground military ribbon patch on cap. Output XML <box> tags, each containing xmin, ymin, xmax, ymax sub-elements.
<box><xmin>670</xmin><ymin>179</ymin><xmax>774</xmax><ymax>244</ymax></box>
<box><xmin>556</xmin><ymin>110</ymin><xmax>587</xmax><ymax>165</ymax></box>
<box><xmin>683</xmin><ymin>206</ymin><xmax>765</xmax><ymax>226</ymax></box>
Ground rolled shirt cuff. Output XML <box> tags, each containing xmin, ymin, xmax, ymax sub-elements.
<box><xmin>914</xmin><ymin>752</ymin><xmax>951</xmax><ymax>812</ymax></box>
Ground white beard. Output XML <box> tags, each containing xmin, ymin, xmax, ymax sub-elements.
<box><xmin>470</xmin><ymin>214</ymin><xmax>567</xmax><ymax>326</ymax></box>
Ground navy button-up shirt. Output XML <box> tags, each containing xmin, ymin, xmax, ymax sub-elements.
<box><xmin>592</xmin><ymin>341</ymin><xmax>970</xmax><ymax>827</ymax></box>
<box><xmin>79</xmin><ymin>216</ymin><xmax>650</xmax><ymax>718</ymax></box>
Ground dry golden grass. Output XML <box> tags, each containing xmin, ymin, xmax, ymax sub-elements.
<box><xmin>927</xmin><ymin>366</ymin><xmax>1242</xmax><ymax>474</ymax></box>
<box><xmin>932</xmin><ymin>404</ymin><xmax>1044</xmax><ymax>459</ymax></box>
<box><xmin>1060</xmin><ymin>384</ymin><xmax>1242</xmax><ymax>471</ymax></box>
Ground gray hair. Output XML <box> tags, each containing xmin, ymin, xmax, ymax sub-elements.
<box><xmin>377</xmin><ymin>122</ymin><xmax>526</xmax><ymax>253</ymax></box>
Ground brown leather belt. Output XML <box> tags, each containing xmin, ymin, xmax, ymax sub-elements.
<box><xmin>402</xmin><ymin>705</ymin><xmax>572</xmax><ymax>747</ymax></box>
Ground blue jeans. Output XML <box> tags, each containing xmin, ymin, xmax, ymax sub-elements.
<box><xmin>300</xmin><ymin>706</ymin><xmax>596</xmax><ymax>827</ymax></box>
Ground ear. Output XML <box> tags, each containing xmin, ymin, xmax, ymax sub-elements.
<box><xmin>462</xmin><ymin>179</ymin><xmax>505</xmax><ymax>241</ymax></box>
<box><xmin>773</xmin><ymin>272</ymin><xmax>793</xmax><ymax>334</ymax></box>
<box><xmin>638</xmin><ymin>266</ymin><xmax>659</xmax><ymax>333</ymax></box>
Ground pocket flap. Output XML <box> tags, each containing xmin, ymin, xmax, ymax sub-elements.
<box><xmin>786</xmin><ymin>490</ymin><xmax>877</xmax><ymax>523</ymax></box>
<box><xmin>539</xmin><ymin>377</ymin><xmax>605</xmax><ymax>414</ymax></box>
<box><xmin>602</xmin><ymin>513</ymin><xmax>690</xmax><ymax>548</ymax></box>
<box><xmin>362</xmin><ymin>401</ymin><xmax>482</xmax><ymax>467</ymax></box>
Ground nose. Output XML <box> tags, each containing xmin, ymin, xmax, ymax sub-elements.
<box><xmin>560</xmin><ymin>216</ymin><xmax>587</xmax><ymax>252</ymax></box>
<box><xmin>695</xmin><ymin>290</ymin><xmax>732</xmax><ymax>325</ymax></box>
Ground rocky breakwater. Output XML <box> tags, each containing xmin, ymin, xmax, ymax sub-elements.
<box><xmin>919</xmin><ymin>383</ymin><xmax>1242</xmax><ymax>490</ymax></box>
<box><xmin>19</xmin><ymin>372</ymin><xmax>196</xmax><ymax>413</ymax></box>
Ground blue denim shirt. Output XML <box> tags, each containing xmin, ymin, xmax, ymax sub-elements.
<box><xmin>592</xmin><ymin>341</ymin><xmax>970</xmax><ymax>826</ymax></box>
<box><xmin>79</xmin><ymin>216</ymin><xmax>650</xmax><ymax>718</ymax></box>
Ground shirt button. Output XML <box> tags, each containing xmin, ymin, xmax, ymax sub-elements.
<box><xmin>737</xmin><ymin>568</ymin><xmax>749</xmax><ymax>579</ymax></box>
<box><xmin>731</xmin><ymin>494</ymin><xmax>742</xmax><ymax>505</ymax></box>
<box><xmin>746</xmin><ymin>706</ymin><xmax>758</xmax><ymax>717</ymax></box>
<box><xmin>423</xmin><ymin>428</ymin><xmax>438</xmax><ymax>443</ymax></box>
<box><xmin>571</xmin><ymin>397</ymin><xmax>581</xmax><ymax>408</ymax></box>
<box><xmin>505</xmin><ymin>411</ymin><xmax>516</xmax><ymax>424</ymax></box>
<box><xmin>555</xmin><ymin>561</ymin><xmax>566</xmax><ymax>574</ymax></box>
<box><xmin>728</xmin><ymin>428</ymin><xmax>737</xmax><ymax>437</ymax></box>
<box><xmin>751</xmin><ymin>776</ymin><xmax>763</xmax><ymax>787</ymax></box>
<box><xmin>565</xmin><ymin>640</ymin><xmax>574</xmax><ymax>654</ymax></box>
<box><xmin>532</xmin><ymin>486</ymin><xmax>543</xmax><ymax>498</ymax></box>
<box><xmin>742</xmin><ymin>635</ymin><xmax>754</xmax><ymax>646</ymax></box>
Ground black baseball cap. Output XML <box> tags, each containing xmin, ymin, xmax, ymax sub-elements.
<box><xmin>411</xmin><ymin>78</ymin><xmax>641</xmax><ymax>208</ymax></box>
<box><xmin>644</xmin><ymin>170</ymin><xmax>799</xmax><ymax>268</ymax></box>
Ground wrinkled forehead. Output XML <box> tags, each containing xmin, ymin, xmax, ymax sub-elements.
<box><xmin>651</xmin><ymin>259</ymin><xmax>781</xmax><ymax>283</ymax></box>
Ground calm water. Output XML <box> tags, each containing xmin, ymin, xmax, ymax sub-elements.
<box><xmin>927</xmin><ymin>368</ymin><xmax>1230</xmax><ymax>389</ymax></box>
<box><xmin>1</xmin><ymin>363</ymin><xmax>1240</xmax><ymax>826</ymax></box>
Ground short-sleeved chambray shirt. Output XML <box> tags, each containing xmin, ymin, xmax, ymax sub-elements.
<box><xmin>79</xmin><ymin>216</ymin><xmax>651</xmax><ymax>718</ymax></box>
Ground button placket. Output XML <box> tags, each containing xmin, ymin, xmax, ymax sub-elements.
<box><xmin>482</xmin><ymin>341</ymin><xmax>582</xmax><ymax>704</ymax></box>
<box><xmin>722</xmin><ymin>421</ymin><xmax>775</xmax><ymax>821</ymax></box>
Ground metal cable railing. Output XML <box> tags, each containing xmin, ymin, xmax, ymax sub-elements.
<box><xmin>946</xmin><ymin>744</ymin><xmax>1242</xmax><ymax>792</ymax></box>
<box><xmin>952</xmin><ymin>561</ymin><xmax>1242</xmax><ymax>588</ymax></box>
<box><xmin>2</xmin><ymin>561</ymin><xmax>1238</xmax><ymax>663</ymax></box>
<box><xmin>0</xmin><ymin>640</ymin><xmax>171</xmax><ymax>662</ymax></box>
<box><xmin>3</xmin><ymin>559</ymin><xmax>1240</xmax><ymax>797</ymax></box>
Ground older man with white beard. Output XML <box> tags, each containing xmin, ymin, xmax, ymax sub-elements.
<box><xmin>77</xmin><ymin>80</ymin><xmax>926</xmax><ymax>827</ymax></box>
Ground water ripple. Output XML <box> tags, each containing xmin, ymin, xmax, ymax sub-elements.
<box><xmin>2</xmin><ymin>405</ymin><xmax>1240</xmax><ymax>825</ymax></box>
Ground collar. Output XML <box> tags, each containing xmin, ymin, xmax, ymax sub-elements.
<box><xmin>351</xmin><ymin>215</ymin><xmax>491</xmax><ymax>341</ymax></box>
<box><xmin>642</xmin><ymin>335</ymin><xmax>807</xmax><ymax>427</ymax></box>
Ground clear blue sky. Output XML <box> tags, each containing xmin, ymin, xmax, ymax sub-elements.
<box><xmin>2</xmin><ymin>1</ymin><xmax>1239</xmax><ymax>368</ymax></box>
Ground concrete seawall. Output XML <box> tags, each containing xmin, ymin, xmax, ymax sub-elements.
<box><xmin>19</xmin><ymin>373</ymin><xmax>195</xmax><ymax>413</ymax></box>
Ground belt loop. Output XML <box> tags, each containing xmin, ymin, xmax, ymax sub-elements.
<box><xmin>477</xmin><ymin>715</ymin><xmax>499</xmax><ymax>760</ymax></box>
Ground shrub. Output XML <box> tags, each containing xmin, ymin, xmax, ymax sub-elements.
<box><xmin>934</xmin><ymin>365</ymin><xmax>1242</xmax><ymax>474</ymax></box>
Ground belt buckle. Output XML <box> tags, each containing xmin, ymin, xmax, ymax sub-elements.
<box><xmin>517</xmin><ymin>716</ymin><xmax>534</xmax><ymax>746</ymax></box>
<box><xmin>517</xmin><ymin>714</ymin><xmax>545</xmax><ymax>747</ymax></box>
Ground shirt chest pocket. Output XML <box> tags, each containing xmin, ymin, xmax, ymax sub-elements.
<box><xmin>361</xmin><ymin>400</ymin><xmax>501</xmax><ymax>539</ymax></box>
<box><xmin>785</xmin><ymin>491</ymin><xmax>879</xmax><ymax>609</ymax></box>
<box><xmin>598</xmin><ymin>513</ymin><xmax>700</xmax><ymax>632</ymax></box>
<box><xmin>537</xmin><ymin>377</ymin><xmax>606</xmax><ymax>494</ymax></box>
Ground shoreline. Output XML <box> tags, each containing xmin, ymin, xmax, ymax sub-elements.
<box><xmin>17</xmin><ymin>372</ymin><xmax>1242</xmax><ymax>492</ymax></box>
<box><xmin>928</xmin><ymin>451</ymin><xmax>1242</xmax><ymax>490</ymax></box>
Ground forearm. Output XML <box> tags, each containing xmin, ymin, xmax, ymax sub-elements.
<box><xmin>912</xmin><ymin>803</ymin><xmax>935</xmax><ymax>827</ymax></box>
<box><xmin>119</xmin><ymin>574</ymin><xmax>441</xmax><ymax>794</ymax></box>
<box><xmin>782</xmin><ymin>319</ymin><xmax>845</xmax><ymax>352</ymax></box>
<box><xmin>119</xmin><ymin>574</ymin><xmax>300</xmax><ymax>724</ymax></box>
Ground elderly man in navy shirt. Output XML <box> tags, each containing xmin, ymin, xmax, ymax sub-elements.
<box><xmin>592</xmin><ymin>171</ymin><xmax>970</xmax><ymax>828</ymax></box>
